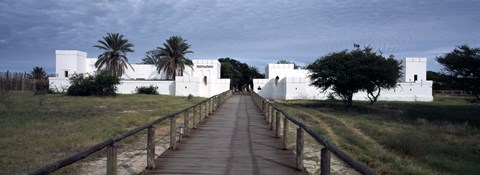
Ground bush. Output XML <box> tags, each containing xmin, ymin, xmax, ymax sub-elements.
<box><xmin>67</xmin><ymin>71</ymin><xmax>120</xmax><ymax>96</ymax></box>
<box><xmin>34</xmin><ymin>80</ymin><xmax>50</xmax><ymax>95</ymax></box>
<box><xmin>327</xmin><ymin>92</ymin><xmax>338</xmax><ymax>101</ymax></box>
<box><xmin>135</xmin><ymin>85</ymin><xmax>158</xmax><ymax>94</ymax></box>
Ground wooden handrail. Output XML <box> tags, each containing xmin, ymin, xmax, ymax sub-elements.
<box><xmin>30</xmin><ymin>90</ymin><xmax>233</xmax><ymax>175</ymax></box>
<box><xmin>251</xmin><ymin>92</ymin><xmax>376</xmax><ymax>175</ymax></box>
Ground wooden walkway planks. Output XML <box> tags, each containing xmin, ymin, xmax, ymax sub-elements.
<box><xmin>146</xmin><ymin>94</ymin><xmax>307</xmax><ymax>175</ymax></box>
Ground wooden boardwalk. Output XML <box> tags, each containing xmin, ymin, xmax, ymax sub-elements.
<box><xmin>146</xmin><ymin>94</ymin><xmax>307</xmax><ymax>175</ymax></box>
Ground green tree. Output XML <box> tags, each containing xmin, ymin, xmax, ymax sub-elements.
<box><xmin>276</xmin><ymin>59</ymin><xmax>300</xmax><ymax>69</ymax></box>
<box><xmin>364</xmin><ymin>53</ymin><xmax>402</xmax><ymax>104</ymax></box>
<box><xmin>141</xmin><ymin>49</ymin><xmax>161</xmax><ymax>64</ymax></box>
<box><xmin>155</xmin><ymin>36</ymin><xmax>194</xmax><ymax>80</ymax></box>
<box><xmin>220</xmin><ymin>61</ymin><xmax>242</xmax><ymax>89</ymax></box>
<box><xmin>436</xmin><ymin>45</ymin><xmax>480</xmax><ymax>101</ymax></box>
<box><xmin>218</xmin><ymin>58</ymin><xmax>263</xmax><ymax>91</ymax></box>
<box><xmin>427</xmin><ymin>71</ymin><xmax>452</xmax><ymax>90</ymax></box>
<box><xmin>94</xmin><ymin>33</ymin><xmax>135</xmax><ymax>77</ymax></box>
<box><xmin>28</xmin><ymin>66</ymin><xmax>47</xmax><ymax>80</ymax></box>
<box><xmin>307</xmin><ymin>48</ymin><xmax>401</xmax><ymax>108</ymax></box>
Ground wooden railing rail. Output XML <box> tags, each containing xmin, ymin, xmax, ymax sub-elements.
<box><xmin>30</xmin><ymin>90</ymin><xmax>233</xmax><ymax>175</ymax></box>
<box><xmin>251</xmin><ymin>92</ymin><xmax>376</xmax><ymax>175</ymax></box>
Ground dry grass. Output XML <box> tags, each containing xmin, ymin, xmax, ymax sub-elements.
<box><xmin>0</xmin><ymin>91</ymin><xmax>204</xmax><ymax>174</ymax></box>
<box><xmin>275</xmin><ymin>96</ymin><xmax>480</xmax><ymax>175</ymax></box>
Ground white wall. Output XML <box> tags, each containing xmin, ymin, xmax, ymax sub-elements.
<box><xmin>49</xmin><ymin>77</ymin><xmax>71</xmax><ymax>92</ymax></box>
<box><xmin>117</xmin><ymin>80</ymin><xmax>175</xmax><ymax>95</ymax></box>
<box><xmin>284</xmin><ymin>77</ymin><xmax>308</xmax><ymax>100</ymax></box>
<box><xmin>49</xmin><ymin>50</ymin><xmax>230</xmax><ymax>97</ymax></box>
<box><xmin>175</xmin><ymin>76</ymin><xmax>200</xmax><ymax>97</ymax></box>
<box><xmin>122</xmin><ymin>64</ymin><xmax>163</xmax><ymax>80</ymax></box>
<box><xmin>55</xmin><ymin>50</ymin><xmax>85</xmax><ymax>78</ymax></box>
<box><xmin>402</xmin><ymin>57</ymin><xmax>427</xmax><ymax>82</ymax></box>
<box><xmin>254</xmin><ymin>59</ymin><xmax>433</xmax><ymax>102</ymax></box>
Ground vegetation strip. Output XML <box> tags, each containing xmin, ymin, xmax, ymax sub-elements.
<box><xmin>252</xmin><ymin>92</ymin><xmax>376</xmax><ymax>175</ymax></box>
<box><xmin>29</xmin><ymin>91</ymin><xmax>231</xmax><ymax>175</ymax></box>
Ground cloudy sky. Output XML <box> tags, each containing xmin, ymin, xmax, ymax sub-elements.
<box><xmin>1</xmin><ymin>0</ymin><xmax>479</xmax><ymax>73</ymax></box>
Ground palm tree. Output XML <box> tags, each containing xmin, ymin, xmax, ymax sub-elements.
<box><xmin>94</xmin><ymin>33</ymin><xmax>134</xmax><ymax>77</ymax></box>
<box><xmin>28</xmin><ymin>66</ymin><xmax>47</xmax><ymax>79</ymax></box>
<box><xmin>156</xmin><ymin>36</ymin><xmax>193</xmax><ymax>80</ymax></box>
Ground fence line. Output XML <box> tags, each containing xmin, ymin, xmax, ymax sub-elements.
<box><xmin>251</xmin><ymin>92</ymin><xmax>376</xmax><ymax>175</ymax></box>
<box><xmin>0</xmin><ymin>71</ymin><xmax>48</xmax><ymax>92</ymax></box>
<box><xmin>433</xmin><ymin>90</ymin><xmax>472</xmax><ymax>96</ymax></box>
<box><xmin>29</xmin><ymin>90</ymin><xmax>233</xmax><ymax>175</ymax></box>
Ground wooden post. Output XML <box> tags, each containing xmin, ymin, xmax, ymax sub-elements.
<box><xmin>266</xmin><ymin>104</ymin><xmax>270</xmax><ymax>122</ymax></box>
<box><xmin>199</xmin><ymin>105</ymin><xmax>203</xmax><ymax>123</ymax></box>
<box><xmin>184</xmin><ymin>110</ymin><xmax>189</xmax><ymax>136</ymax></box>
<box><xmin>146</xmin><ymin>126</ymin><xmax>155</xmax><ymax>170</ymax></box>
<box><xmin>193</xmin><ymin>106</ymin><xmax>197</xmax><ymax>128</ymax></box>
<box><xmin>170</xmin><ymin>116</ymin><xmax>177</xmax><ymax>150</ymax></box>
<box><xmin>106</xmin><ymin>144</ymin><xmax>117</xmax><ymax>175</ymax></box>
<box><xmin>210</xmin><ymin>99</ymin><xmax>213</xmax><ymax>113</ymax></box>
<box><xmin>204</xmin><ymin>102</ymin><xmax>208</xmax><ymax>118</ymax></box>
<box><xmin>320</xmin><ymin>148</ymin><xmax>331</xmax><ymax>175</ymax></box>
<box><xmin>296</xmin><ymin>128</ymin><xmax>304</xmax><ymax>171</ymax></box>
<box><xmin>283</xmin><ymin>117</ymin><xmax>288</xmax><ymax>150</ymax></box>
<box><xmin>213</xmin><ymin>97</ymin><xmax>216</xmax><ymax>111</ymax></box>
<box><xmin>207</xmin><ymin>99</ymin><xmax>210</xmax><ymax>114</ymax></box>
<box><xmin>261</xmin><ymin>101</ymin><xmax>265</xmax><ymax>116</ymax></box>
<box><xmin>270</xmin><ymin>108</ymin><xmax>275</xmax><ymax>130</ymax></box>
<box><xmin>275</xmin><ymin>111</ymin><xmax>281</xmax><ymax>137</ymax></box>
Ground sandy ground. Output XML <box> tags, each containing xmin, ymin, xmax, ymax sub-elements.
<box><xmin>76</xmin><ymin>126</ymin><xmax>172</xmax><ymax>175</ymax></box>
<box><xmin>303</xmin><ymin>145</ymin><xmax>360</xmax><ymax>175</ymax></box>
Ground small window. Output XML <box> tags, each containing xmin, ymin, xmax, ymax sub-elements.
<box><xmin>203</xmin><ymin>76</ymin><xmax>207</xmax><ymax>85</ymax></box>
<box><xmin>275</xmin><ymin>76</ymin><xmax>279</xmax><ymax>86</ymax></box>
<box><xmin>257</xmin><ymin>86</ymin><xmax>262</xmax><ymax>90</ymax></box>
<box><xmin>64</xmin><ymin>71</ymin><xmax>68</xmax><ymax>78</ymax></box>
<box><xmin>414</xmin><ymin>74</ymin><xmax>418</xmax><ymax>82</ymax></box>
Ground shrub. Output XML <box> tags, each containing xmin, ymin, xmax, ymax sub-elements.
<box><xmin>67</xmin><ymin>71</ymin><xmax>120</xmax><ymax>96</ymax></box>
<box><xmin>187</xmin><ymin>94</ymin><xmax>194</xmax><ymax>100</ymax></box>
<box><xmin>135</xmin><ymin>85</ymin><xmax>158</xmax><ymax>94</ymax></box>
<box><xmin>34</xmin><ymin>80</ymin><xmax>50</xmax><ymax>95</ymax></box>
<box><xmin>327</xmin><ymin>92</ymin><xmax>338</xmax><ymax>101</ymax></box>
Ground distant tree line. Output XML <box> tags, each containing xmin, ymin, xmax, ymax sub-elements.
<box><xmin>433</xmin><ymin>45</ymin><xmax>480</xmax><ymax>101</ymax></box>
<box><xmin>218</xmin><ymin>58</ymin><xmax>263</xmax><ymax>91</ymax></box>
<box><xmin>0</xmin><ymin>67</ymin><xmax>49</xmax><ymax>93</ymax></box>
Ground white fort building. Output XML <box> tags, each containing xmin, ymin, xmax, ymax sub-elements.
<box><xmin>253</xmin><ymin>57</ymin><xmax>433</xmax><ymax>101</ymax></box>
<box><xmin>50</xmin><ymin>50</ymin><xmax>433</xmax><ymax>101</ymax></box>
<box><xmin>49</xmin><ymin>50</ymin><xmax>230</xmax><ymax>97</ymax></box>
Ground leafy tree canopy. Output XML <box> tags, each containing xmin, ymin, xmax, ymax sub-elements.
<box><xmin>218</xmin><ymin>58</ymin><xmax>263</xmax><ymax>91</ymax></box>
<box><xmin>307</xmin><ymin>47</ymin><xmax>401</xmax><ymax>108</ymax></box>
<box><xmin>427</xmin><ymin>71</ymin><xmax>453</xmax><ymax>90</ymax></box>
<box><xmin>141</xmin><ymin>49</ymin><xmax>161</xmax><ymax>65</ymax></box>
<box><xmin>436</xmin><ymin>45</ymin><xmax>480</xmax><ymax>100</ymax></box>
<box><xmin>276</xmin><ymin>59</ymin><xmax>300</xmax><ymax>69</ymax></box>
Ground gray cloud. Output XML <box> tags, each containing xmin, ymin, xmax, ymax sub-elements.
<box><xmin>1</xmin><ymin>0</ymin><xmax>479</xmax><ymax>73</ymax></box>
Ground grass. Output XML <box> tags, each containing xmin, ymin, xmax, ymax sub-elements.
<box><xmin>274</xmin><ymin>96</ymin><xmax>480</xmax><ymax>175</ymax></box>
<box><xmin>0</xmin><ymin>91</ymin><xmax>204</xmax><ymax>174</ymax></box>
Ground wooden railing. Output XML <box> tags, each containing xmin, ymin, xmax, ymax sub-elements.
<box><xmin>30</xmin><ymin>90</ymin><xmax>233</xmax><ymax>175</ymax></box>
<box><xmin>251</xmin><ymin>92</ymin><xmax>376</xmax><ymax>175</ymax></box>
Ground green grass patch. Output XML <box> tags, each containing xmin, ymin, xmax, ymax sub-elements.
<box><xmin>0</xmin><ymin>91</ymin><xmax>204</xmax><ymax>174</ymax></box>
<box><xmin>274</xmin><ymin>96</ymin><xmax>480</xmax><ymax>175</ymax></box>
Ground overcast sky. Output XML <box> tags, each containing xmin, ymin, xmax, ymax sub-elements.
<box><xmin>1</xmin><ymin>0</ymin><xmax>479</xmax><ymax>73</ymax></box>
